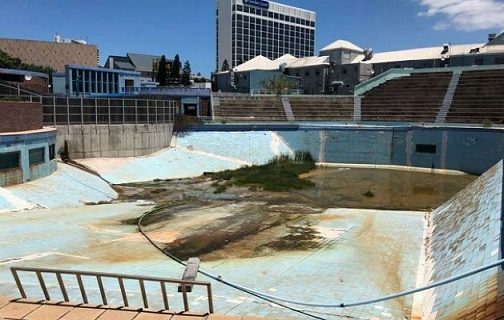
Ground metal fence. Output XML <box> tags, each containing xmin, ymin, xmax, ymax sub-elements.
<box><xmin>11</xmin><ymin>266</ymin><xmax>214</xmax><ymax>313</ymax></box>
<box><xmin>0</xmin><ymin>82</ymin><xmax>177</xmax><ymax>127</ymax></box>
<box><xmin>41</xmin><ymin>96</ymin><xmax>176</xmax><ymax>126</ymax></box>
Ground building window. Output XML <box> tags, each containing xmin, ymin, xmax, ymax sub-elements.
<box><xmin>29</xmin><ymin>147</ymin><xmax>45</xmax><ymax>165</ymax></box>
<box><xmin>0</xmin><ymin>152</ymin><xmax>20</xmax><ymax>170</ymax></box>
<box><xmin>416</xmin><ymin>144</ymin><xmax>437</xmax><ymax>154</ymax></box>
<box><xmin>49</xmin><ymin>144</ymin><xmax>56</xmax><ymax>160</ymax></box>
<box><xmin>474</xmin><ymin>58</ymin><xmax>484</xmax><ymax>66</ymax></box>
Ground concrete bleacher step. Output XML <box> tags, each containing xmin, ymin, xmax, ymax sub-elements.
<box><xmin>445</xmin><ymin>69</ymin><xmax>504</xmax><ymax>124</ymax></box>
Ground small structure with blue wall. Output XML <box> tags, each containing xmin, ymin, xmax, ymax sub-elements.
<box><xmin>52</xmin><ymin>65</ymin><xmax>141</xmax><ymax>97</ymax></box>
<box><xmin>0</xmin><ymin>100</ymin><xmax>58</xmax><ymax>187</ymax></box>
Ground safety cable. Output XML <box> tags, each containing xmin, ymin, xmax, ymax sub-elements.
<box><xmin>138</xmin><ymin>208</ymin><xmax>504</xmax><ymax>312</ymax></box>
<box><xmin>137</xmin><ymin>210</ymin><xmax>327</xmax><ymax>320</ymax></box>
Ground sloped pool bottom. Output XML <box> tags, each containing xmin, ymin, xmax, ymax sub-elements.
<box><xmin>129</xmin><ymin>167</ymin><xmax>477</xmax><ymax>318</ymax></box>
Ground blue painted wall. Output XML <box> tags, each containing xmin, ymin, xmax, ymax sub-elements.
<box><xmin>190</xmin><ymin>124</ymin><xmax>504</xmax><ymax>175</ymax></box>
<box><xmin>279</xmin><ymin>126</ymin><xmax>504</xmax><ymax>175</ymax></box>
<box><xmin>0</xmin><ymin>129</ymin><xmax>58</xmax><ymax>187</ymax></box>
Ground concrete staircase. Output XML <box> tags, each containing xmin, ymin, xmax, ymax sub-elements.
<box><xmin>353</xmin><ymin>96</ymin><xmax>362</xmax><ymax>121</ymax></box>
<box><xmin>281</xmin><ymin>97</ymin><xmax>295</xmax><ymax>121</ymax></box>
<box><xmin>435</xmin><ymin>72</ymin><xmax>460</xmax><ymax>123</ymax></box>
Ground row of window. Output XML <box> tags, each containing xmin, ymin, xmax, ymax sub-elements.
<box><xmin>0</xmin><ymin>145</ymin><xmax>56</xmax><ymax>171</ymax></box>
<box><xmin>71</xmin><ymin>69</ymin><xmax>121</xmax><ymax>82</ymax></box>
<box><xmin>232</xmin><ymin>5</ymin><xmax>315</xmax><ymax>27</ymax></box>
<box><xmin>235</xmin><ymin>14</ymin><xmax>314</xmax><ymax>29</ymax></box>
<box><xmin>234</xmin><ymin>19</ymin><xmax>314</xmax><ymax>34</ymax></box>
<box><xmin>235</xmin><ymin>44</ymin><xmax>312</xmax><ymax>56</ymax></box>
<box><xmin>71</xmin><ymin>69</ymin><xmax>121</xmax><ymax>94</ymax></box>
<box><xmin>233</xmin><ymin>24</ymin><xmax>315</xmax><ymax>39</ymax></box>
<box><xmin>234</xmin><ymin>39</ymin><xmax>312</xmax><ymax>49</ymax></box>
<box><xmin>234</xmin><ymin>37</ymin><xmax>313</xmax><ymax>47</ymax></box>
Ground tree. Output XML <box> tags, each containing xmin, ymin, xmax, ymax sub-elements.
<box><xmin>169</xmin><ymin>54</ymin><xmax>182</xmax><ymax>85</ymax></box>
<box><xmin>260</xmin><ymin>74</ymin><xmax>299</xmax><ymax>95</ymax></box>
<box><xmin>155</xmin><ymin>55</ymin><xmax>168</xmax><ymax>86</ymax></box>
<box><xmin>181</xmin><ymin>60</ymin><xmax>191</xmax><ymax>86</ymax></box>
<box><xmin>0</xmin><ymin>49</ymin><xmax>54</xmax><ymax>75</ymax></box>
<box><xmin>221</xmin><ymin>59</ymin><xmax>230</xmax><ymax>72</ymax></box>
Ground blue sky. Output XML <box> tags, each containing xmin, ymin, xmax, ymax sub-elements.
<box><xmin>1</xmin><ymin>0</ymin><xmax>503</xmax><ymax>77</ymax></box>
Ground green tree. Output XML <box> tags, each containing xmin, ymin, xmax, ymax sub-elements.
<box><xmin>169</xmin><ymin>54</ymin><xmax>182</xmax><ymax>85</ymax></box>
<box><xmin>221</xmin><ymin>59</ymin><xmax>230</xmax><ymax>72</ymax></box>
<box><xmin>0</xmin><ymin>49</ymin><xmax>54</xmax><ymax>75</ymax></box>
<box><xmin>181</xmin><ymin>60</ymin><xmax>192</xmax><ymax>86</ymax></box>
<box><xmin>260</xmin><ymin>74</ymin><xmax>299</xmax><ymax>95</ymax></box>
<box><xmin>155</xmin><ymin>55</ymin><xmax>168</xmax><ymax>86</ymax></box>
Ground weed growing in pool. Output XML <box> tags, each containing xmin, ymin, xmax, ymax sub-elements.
<box><xmin>208</xmin><ymin>151</ymin><xmax>316</xmax><ymax>192</ymax></box>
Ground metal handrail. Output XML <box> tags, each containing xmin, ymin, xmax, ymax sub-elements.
<box><xmin>10</xmin><ymin>266</ymin><xmax>214</xmax><ymax>313</ymax></box>
<box><xmin>0</xmin><ymin>80</ymin><xmax>43</xmax><ymax>97</ymax></box>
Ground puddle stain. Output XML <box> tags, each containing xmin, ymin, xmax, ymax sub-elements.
<box><xmin>159</xmin><ymin>205</ymin><xmax>321</xmax><ymax>261</ymax></box>
<box><xmin>261</xmin><ymin>225</ymin><xmax>322</xmax><ymax>251</ymax></box>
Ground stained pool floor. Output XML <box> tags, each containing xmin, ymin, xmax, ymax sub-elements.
<box><xmin>0</xmin><ymin>132</ymin><xmax>480</xmax><ymax>319</ymax></box>
<box><xmin>0</xmin><ymin>199</ymin><xmax>426</xmax><ymax>320</ymax></box>
<box><xmin>0</xmin><ymin>159</ymin><xmax>476</xmax><ymax>319</ymax></box>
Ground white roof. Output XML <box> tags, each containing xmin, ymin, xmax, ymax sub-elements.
<box><xmin>481</xmin><ymin>44</ymin><xmax>504</xmax><ymax>54</ymax></box>
<box><xmin>231</xmin><ymin>54</ymin><xmax>329</xmax><ymax>72</ymax></box>
<box><xmin>274</xmin><ymin>54</ymin><xmax>297</xmax><ymax>64</ymax></box>
<box><xmin>320</xmin><ymin>40</ymin><xmax>364</xmax><ymax>53</ymax></box>
<box><xmin>286</xmin><ymin>56</ymin><xmax>330</xmax><ymax>68</ymax></box>
<box><xmin>234</xmin><ymin>55</ymin><xmax>279</xmax><ymax>71</ymax></box>
<box><xmin>353</xmin><ymin>43</ymin><xmax>486</xmax><ymax>64</ymax></box>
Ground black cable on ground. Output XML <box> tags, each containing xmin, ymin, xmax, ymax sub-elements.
<box><xmin>137</xmin><ymin>209</ymin><xmax>328</xmax><ymax>320</ymax></box>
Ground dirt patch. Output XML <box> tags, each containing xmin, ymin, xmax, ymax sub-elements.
<box><xmin>153</xmin><ymin>202</ymin><xmax>322</xmax><ymax>261</ymax></box>
<box><xmin>262</xmin><ymin>225</ymin><xmax>322</xmax><ymax>251</ymax></box>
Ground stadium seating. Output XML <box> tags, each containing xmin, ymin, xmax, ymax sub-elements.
<box><xmin>360</xmin><ymin>72</ymin><xmax>453</xmax><ymax>122</ymax></box>
<box><xmin>287</xmin><ymin>96</ymin><xmax>354</xmax><ymax>121</ymax></box>
<box><xmin>213</xmin><ymin>95</ymin><xmax>287</xmax><ymax>121</ymax></box>
<box><xmin>446</xmin><ymin>69</ymin><xmax>504</xmax><ymax>125</ymax></box>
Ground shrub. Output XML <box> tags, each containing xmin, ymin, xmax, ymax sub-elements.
<box><xmin>0</xmin><ymin>95</ymin><xmax>23</xmax><ymax>101</ymax></box>
<box><xmin>173</xmin><ymin>114</ymin><xmax>203</xmax><ymax>133</ymax></box>
<box><xmin>214</xmin><ymin>184</ymin><xmax>228</xmax><ymax>194</ymax></box>
<box><xmin>482</xmin><ymin>119</ymin><xmax>493</xmax><ymax>127</ymax></box>
<box><xmin>209</xmin><ymin>151</ymin><xmax>316</xmax><ymax>192</ymax></box>
<box><xmin>363</xmin><ymin>190</ymin><xmax>375</xmax><ymax>198</ymax></box>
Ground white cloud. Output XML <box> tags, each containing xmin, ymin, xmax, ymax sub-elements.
<box><xmin>417</xmin><ymin>0</ymin><xmax>504</xmax><ymax>31</ymax></box>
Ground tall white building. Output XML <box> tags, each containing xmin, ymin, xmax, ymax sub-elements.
<box><xmin>216</xmin><ymin>0</ymin><xmax>316</xmax><ymax>71</ymax></box>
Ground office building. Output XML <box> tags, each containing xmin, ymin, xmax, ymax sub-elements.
<box><xmin>216</xmin><ymin>0</ymin><xmax>315</xmax><ymax>71</ymax></box>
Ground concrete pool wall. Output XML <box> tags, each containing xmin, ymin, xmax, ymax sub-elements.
<box><xmin>189</xmin><ymin>124</ymin><xmax>504</xmax><ymax>175</ymax></box>
<box><xmin>420</xmin><ymin>161</ymin><xmax>504</xmax><ymax>319</ymax></box>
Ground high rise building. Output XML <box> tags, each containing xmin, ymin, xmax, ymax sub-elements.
<box><xmin>216</xmin><ymin>0</ymin><xmax>315</xmax><ymax>71</ymax></box>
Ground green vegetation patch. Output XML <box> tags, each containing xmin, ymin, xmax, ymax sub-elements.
<box><xmin>207</xmin><ymin>151</ymin><xmax>316</xmax><ymax>192</ymax></box>
<box><xmin>363</xmin><ymin>190</ymin><xmax>375</xmax><ymax>198</ymax></box>
<box><xmin>0</xmin><ymin>95</ymin><xmax>23</xmax><ymax>101</ymax></box>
